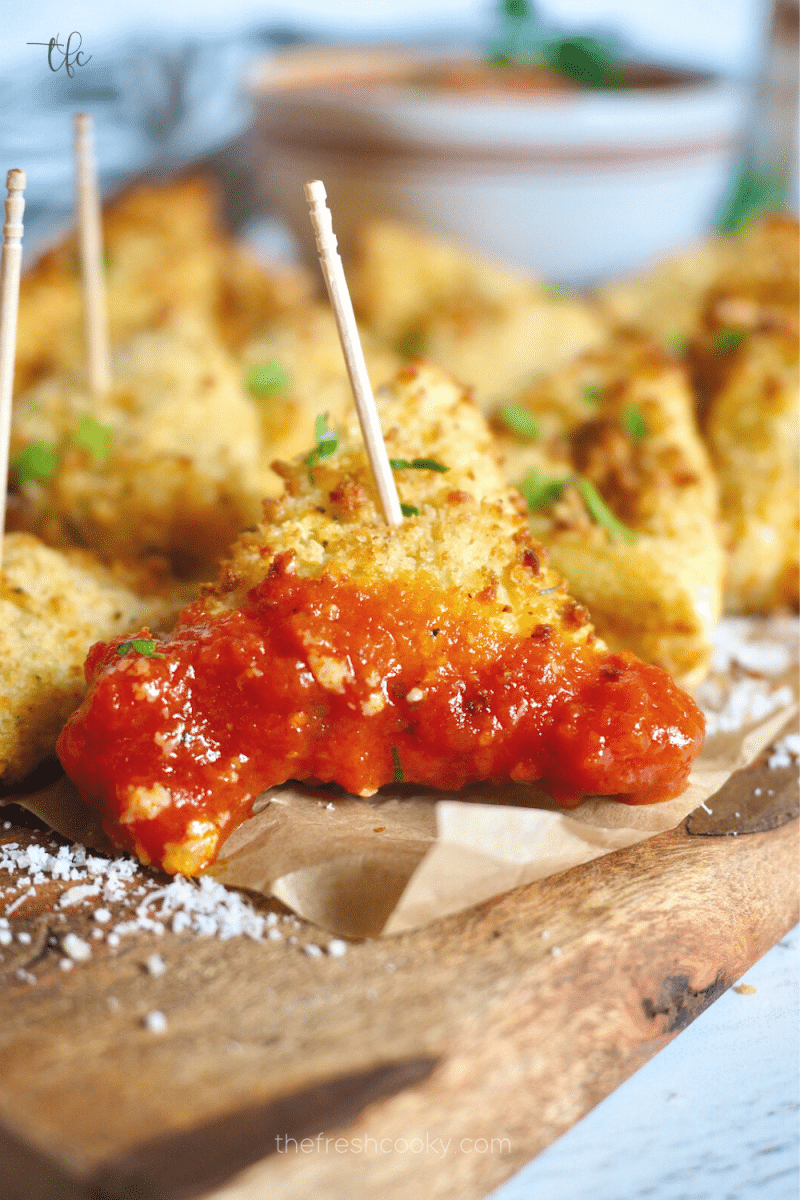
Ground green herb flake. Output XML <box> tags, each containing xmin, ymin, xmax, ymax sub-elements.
<box><xmin>574</xmin><ymin>477</ymin><xmax>636</xmax><ymax>543</ymax></box>
<box><xmin>396</xmin><ymin>328</ymin><xmax>427</xmax><ymax>359</ymax></box>
<box><xmin>247</xmin><ymin>361</ymin><xmax>291</xmax><ymax>397</ymax></box>
<box><xmin>544</xmin><ymin>35</ymin><xmax>621</xmax><ymax>90</ymax></box>
<box><xmin>583</xmin><ymin>385</ymin><xmax>603</xmax><ymax>404</ymax></box>
<box><xmin>499</xmin><ymin>404</ymin><xmax>540</xmax><ymax>440</ymax></box>
<box><xmin>72</xmin><ymin>415</ymin><xmax>112</xmax><ymax>458</ymax></box>
<box><xmin>400</xmin><ymin>503</ymin><xmax>420</xmax><ymax>518</ymax></box>
<box><xmin>714</xmin><ymin>329</ymin><xmax>744</xmax><ymax>354</ymax></box>
<box><xmin>667</xmin><ymin>334</ymin><xmax>687</xmax><ymax>357</ymax></box>
<box><xmin>15</xmin><ymin>442</ymin><xmax>58</xmax><ymax>483</ymax></box>
<box><xmin>542</xmin><ymin>284</ymin><xmax>573</xmax><ymax>300</ymax></box>
<box><xmin>116</xmin><ymin>639</ymin><xmax>165</xmax><ymax>660</ymax></box>
<box><xmin>621</xmin><ymin>407</ymin><xmax>647</xmax><ymax>442</ymax></box>
<box><xmin>306</xmin><ymin>414</ymin><xmax>339</xmax><ymax>480</ymax></box>
<box><xmin>390</xmin><ymin>457</ymin><xmax>449</xmax><ymax>473</ymax></box>
<box><xmin>517</xmin><ymin>470</ymin><xmax>570</xmax><ymax>511</ymax></box>
<box><xmin>391</xmin><ymin>746</ymin><xmax>405</xmax><ymax>783</ymax></box>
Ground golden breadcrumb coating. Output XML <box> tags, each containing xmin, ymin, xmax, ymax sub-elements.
<box><xmin>204</xmin><ymin>360</ymin><xmax>599</xmax><ymax>654</ymax></box>
<box><xmin>14</xmin><ymin>174</ymin><xmax>313</xmax><ymax>393</ymax></box>
<box><xmin>351</xmin><ymin>219</ymin><xmax>608</xmax><ymax>408</ymax></box>
<box><xmin>688</xmin><ymin>215</ymin><xmax>799</xmax><ymax>612</ymax></box>
<box><xmin>704</xmin><ymin>331</ymin><xmax>799</xmax><ymax>612</ymax></box>
<box><xmin>596</xmin><ymin>239</ymin><xmax>730</xmax><ymax>350</ymax></box>
<box><xmin>351</xmin><ymin>218</ymin><xmax>537</xmax><ymax>342</ymax></box>
<box><xmin>241</xmin><ymin>303</ymin><xmax>400</xmax><ymax>493</ymax></box>
<box><xmin>492</xmin><ymin>336</ymin><xmax>723</xmax><ymax>686</ymax></box>
<box><xmin>0</xmin><ymin>533</ymin><xmax>185</xmax><ymax>782</ymax></box>
<box><xmin>10</xmin><ymin>318</ymin><xmax>276</xmax><ymax>577</ymax></box>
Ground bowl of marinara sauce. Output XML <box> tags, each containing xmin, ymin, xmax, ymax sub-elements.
<box><xmin>245</xmin><ymin>44</ymin><xmax>748</xmax><ymax>287</ymax></box>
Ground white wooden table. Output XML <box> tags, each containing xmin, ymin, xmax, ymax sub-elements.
<box><xmin>490</xmin><ymin>924</ymin><xmax>799</xmax><ymax>1200</ymax></box>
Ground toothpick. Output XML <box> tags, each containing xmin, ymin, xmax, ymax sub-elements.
<box><xmin>304</xmin><ymin>181</ymin><xmax>403</xmax><ymax>527</ymax></box>
<box><xmin>74</xmin><ymin>113</ymin><xmax>111</xmax><ymax>400</ymax></box>
<box><xmin>0</xmin><ymin>169</ymin><xmax>26</xmax><ymax>570</ymax></box>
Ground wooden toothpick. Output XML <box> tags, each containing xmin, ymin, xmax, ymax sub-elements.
<box><xmin>304</xmin><ymin>181</ymin><xmax>403</xmax><ymax>527</ymax></box>
<box><xmin>74</xmin><ymin>113</ymin><xmax>111</xmax><ymax>400</ymax></box>
<box><xmin>0</xmin><ymin>169</ymin><xmax>26</xmax><ymax>570</ymax></box>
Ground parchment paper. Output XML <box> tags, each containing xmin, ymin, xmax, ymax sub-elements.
<box><xmin>10</xmin><ymin>621</ymin><xmax>796</xmax><ymax>939</ymax></box>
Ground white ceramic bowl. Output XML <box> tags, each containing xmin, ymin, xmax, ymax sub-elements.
<box><xmin>246</xmin><ymin>46</ymin><xmax>749</xmax><ymax>286</ymax></box>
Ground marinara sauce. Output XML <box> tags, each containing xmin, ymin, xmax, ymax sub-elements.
<box><xmin>57</xmin><ymin>565</ymin><xmax>705</xmax><ymax>874</ymax></box>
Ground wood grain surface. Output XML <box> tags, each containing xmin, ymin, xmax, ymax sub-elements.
<box><xmin>0</xmin><ymin>789</ymin><xmax>797</xmax><ymax>1200</ymax></box>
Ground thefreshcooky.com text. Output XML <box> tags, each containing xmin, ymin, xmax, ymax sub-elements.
<box><xmin>275</xmin><ymin>1133</ymin><xmax>511</xmax><ymax>1157</ymax></box>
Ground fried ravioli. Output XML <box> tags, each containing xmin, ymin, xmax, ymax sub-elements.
<box><xmin>14</xmin><ymin>174</ymin><xmax>312</xmax><ymax>393</ymax></box>
<box><xmin>58</xmin><ymin>363</ymin><xmax>704</xmax><ymax>875</ymax></box>
<box><xmin>0</xmin><ymin>533</ymin><xmax>184</xmax><ymax>783</ymax></box>
<box><xmin>10</xmin><ymin>318</ymin><xmax>276</xmax><ymax>577</ymax></box>
<box><xmin>493</xmin><ymin>337</ymin><xmax>724</xmax><ymax>685</ymax></box>
<box><xmin>352</xmin><ymin>219</ymin><xmax>608</xmax><ymax>408</ymax></box>
<box><xmin>242</xmin><ymin>303</ymin><xmax>400</xmax><ymax>492</ymax></box>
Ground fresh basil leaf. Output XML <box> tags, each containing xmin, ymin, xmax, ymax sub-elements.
<box><xmin>543</xmin><ymin>35</ymin><xmax>620</xmax><ymax>90</ymax></box>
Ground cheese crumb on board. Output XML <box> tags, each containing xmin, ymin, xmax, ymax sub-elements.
<box><xmin>143</xmin><ymin>1010</ymin><xmax>168</xmax><ymax>1034</ymax></box>
<box><xmin>61</xmin><ymin>933</ymin><xmax>91</xmax><ymax>962</ymax></box>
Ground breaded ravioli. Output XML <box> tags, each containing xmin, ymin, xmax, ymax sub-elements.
<box><xmin>242</xmin><ymin>303</ymin><xmax>400</xmax><ymax>493</ymax></box>
<box><xmin>352</xmin><ymin>219</ymin><xmax>608</xmax><ymax>408</ymax></box>
<box><xmin>688</xmin><ymin>215</ymin><xmax>799</xmax><ymax>612</ymax></box>
<box><xmin>0</xmin><ymin>534</ymin><xmax>184</xmax><ymax>783</ymax></box>
<box><xmin>58</xmin><ymin>363</ymin><xmax>704</xmax><ymax>876</ymax></box>
<box><xmin>14</xmin><ymin>174</ymin><xmax>312</xmax><ymax>393</ymax></box>
<box><xmin>492</xmin><ymin>336</ymin><xmax>724</xmax><ymax>686</ymax></box>
<box><xmin>10</xmin><ymin>318</ymin><xmax>277</xmax><ymax>578</ymax></box>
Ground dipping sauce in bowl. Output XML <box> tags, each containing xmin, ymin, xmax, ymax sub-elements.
<box><xmin>247</xmin><ymin>46</ymin><xmax>748</xmax><ymax>285</ymax></box>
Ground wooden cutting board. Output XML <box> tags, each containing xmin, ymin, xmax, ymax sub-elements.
<box><xmin>0</xmin><ymin>761</ymin><xmax>797</xmax><ymax>1200</ymax></box>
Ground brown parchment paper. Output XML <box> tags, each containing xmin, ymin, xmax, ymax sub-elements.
<box><xmin>11</xmin><ymin>661</ymin><xmax>796</xmax><ymax>938</ymax></box>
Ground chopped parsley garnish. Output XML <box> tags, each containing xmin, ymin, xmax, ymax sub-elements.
<box><xmin>713</xmin><ymin>329</ymin><xmax>744</xmax><ymax>354</ymax></box>
<box><xmin>583</xmin><ymin>385</ymin><xmax>603</xmax><ymax>404</ymax></box>
<box><xmin>400</xmin><ymin>503</ymin><xmax>420</xmax><ymax>518</ymax></box>
<box><xmin>518</xmin><ymin>470</ymin><xmax>570</xmax><ymax>511</ymax></box>
<box><xmin>574</xmin><ymin>477</ymin><xmax>636</xmax><ymax>543</ymax></box>
<box><xmin>306</xmin><ymin>414</ymin><xmax>339</xmax><ymax>480</ymax></box>
<box><xmin>116</xmin><ymin>639</ymin><xmax>165</xmax><ymax>659</ymax></box>
<box><xmin>247</xmin><ymin>361</ymin><xmax>290</xmax><ymax>397</ymax></box>
<box><xmin>541</xmin><ymin>283</ymin><xmax>572</xmax><ymax>300</ymax></box>
<box><xmin>498</xmin><ymin>404</ymin><xmax>540</xmax><ymax>440</ymax></box>
<box><xmin>389</xmin><ymin>457</ymin><xmax>449</xmax><ymax>473</ymax></box>
<box><xmin>621</xmin><ymin>407</ymin><xmax>647</xmax><ymax>442</ymax></box>
<box><xmin>397</xmin><ymin>328</ymin><xmax>427</xmax><ymax>359</ymax></box>
<box><xmin>15</xmin><ymin>442</ymin><xmax>58</xmax><ymax>483</ymax></box>
<box><xmin>518</xmin><ymin>470</ymin><xmax>635</xmax><ymax>542</ymax></box>
<box><xmin>667</xmin><ymin>334</ymin><xmax>687</xmax><ymax>356</ymax></box>
<box><xmin>72</xmin><ymin>415</ymin><xmax>112</xmax><ymax>458</ymax></box>
<box><xmin>391</xmin><ymin>746</ymin><xmax>405</xmax><ymax>783</ymax></box>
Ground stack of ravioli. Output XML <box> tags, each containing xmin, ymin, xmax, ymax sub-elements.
<box><xmin>2</xmin><ymin>174</ymin><xmax>797</xmax><ymax>797</ymax></box>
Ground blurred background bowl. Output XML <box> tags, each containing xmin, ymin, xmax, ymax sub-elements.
<box><xmin>247</xmin><ymin>44</ymin><xmax>749</xmax><ymax>285</ymax></box>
